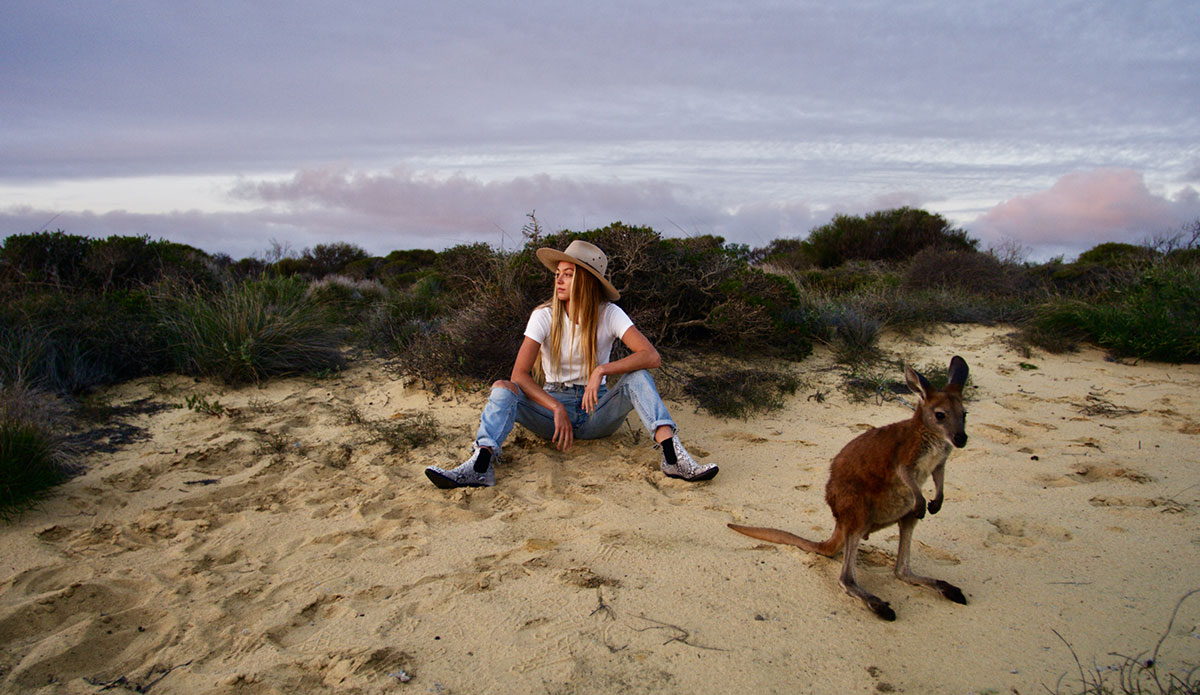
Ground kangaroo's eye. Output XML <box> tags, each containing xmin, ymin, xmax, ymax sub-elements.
<box><xmin>935</xmin><ymin>411</ymin><xmax>946</xmax><ymax>421</ymax></box>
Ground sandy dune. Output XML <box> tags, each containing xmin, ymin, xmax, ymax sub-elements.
<box><xmin>2</xmin><ymin>325</ymin><xmax>1198</xmax><ymax>694</ymax></box>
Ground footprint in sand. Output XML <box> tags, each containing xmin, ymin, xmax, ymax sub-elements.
<box><xmin>1070</xmin><ymin>464</ymin><xmax>1153</xmax><ymax>484</ymax></box>
<box><xmin>264</xmin><ymin>592</ymin><xmax>350</xmax><ymax>649</ymax></box>
<box><xmin>0</xmin><ymin>576</ymin><xmax>176</xmax><ymax>690</ymax></box>
<box><xmin>1034</xmin><ymin>462</ymin><xmax>1155</xmax><ymax>489</ymax></box>
<box><xmin>1088</xmin><ymin>496</ymin><xmax>1188</xmax><ymax>512</ymax></box>
<box><xmin>985</xmin><ymin>517</ymin><xmax>1073</xmax><ymax>547</ymax></box>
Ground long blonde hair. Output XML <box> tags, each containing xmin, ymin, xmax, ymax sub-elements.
<box><xmin>533</xmin><ymin>264</ymin><xmax>605</xmax><ymax>384</ymax></box>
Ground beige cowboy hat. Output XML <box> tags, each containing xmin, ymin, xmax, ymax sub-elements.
<box><xmin>536</xmin><ymin>240</ymin><xmax>620</xmax><ymax>301</ymax></box>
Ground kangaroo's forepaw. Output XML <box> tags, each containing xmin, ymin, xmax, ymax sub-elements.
<box><xmin>936</xmin><ymin>581</ymin><xmax>967</xmax><ymax>605</ymax></box>
<box><xmin>927</xmin><ymin>498</ymin><xmax>942</xmax><ymax>515</ymax></box>
<box><xmin>912</xmin><ymin>498</ymin><xmax>926</xmax><ymax>519</ymax></box>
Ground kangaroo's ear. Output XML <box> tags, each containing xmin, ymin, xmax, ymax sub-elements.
<box><xmin>905</xmin><ymin>364</ymin><xmax>930</xmax><ymax>399</ymax></box>
<box><xmin>947</xmin><ymin>356</ymin><xmax>969</xmax><ymax>388</ymax></box>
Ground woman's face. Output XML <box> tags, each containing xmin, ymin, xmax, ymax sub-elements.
<box><xmin>554</xmin><ymin>261</ymin><xmax>575</xmax><ymax>304</ymax></box>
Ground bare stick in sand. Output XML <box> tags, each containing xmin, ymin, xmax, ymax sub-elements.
<box><xmin>730</xmin><ymin>356</ymin><xmax>971</xmax><ymax>621</ymax></box>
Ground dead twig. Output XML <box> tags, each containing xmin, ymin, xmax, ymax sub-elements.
<box><xmin>85</xmin><ymin>660</ymin><xmax>193</xmax><ymax>693</ymax></box>
<box><xmin>633</xmin><ymin>615</ymin><xmax>727</xmax><ymax>651</ymax></box>
<box><xmin>1078</xmin><ymin>393</ymin><xmax>1144</xmax><ymax>418</ymax></box>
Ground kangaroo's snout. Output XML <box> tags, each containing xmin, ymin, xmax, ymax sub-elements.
<box><xmin>953</xmin><ymin>432</ymin><xmax>968</xmax><ymax>448</ymax></box>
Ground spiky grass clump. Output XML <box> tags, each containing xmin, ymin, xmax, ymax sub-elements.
<box><xmin>161</xmin><ymin>275</ymin><xmax>345</xmax><ymax>385</ymax></box>
<box><xmin>0</xmin><ymin>386</ymin><xmax>74</xmax><ymax>521</ymax></box>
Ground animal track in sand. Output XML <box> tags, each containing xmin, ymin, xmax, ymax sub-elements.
<box><xmin>559</xmin><ymin>567</ymin><xmax>621</xmax><ymax>589</ymax></box>
<box><xmin>1070</xmin><ymin>464</ymin><xmax>1153</xmax><ymax>484</ymax></box>
<box><xmin>1088</xmin><ymin>496</ymin><xmax>1188</xmax><ymax>512</ymax></box>
<box><xmin>264</xmin><ymin>593</ymin><xmax>350</xmax><ymax>649</ymax></box>
<box><xmin>985</xmin><ymin>517</ymin><xmax>1073</xmax><ymax>547</ymax></box>
<box><xmin>235</xmin><ymin>647</ymin><xmax>413</xmax><ymax>692</ymax></box>
<box><xmin>1035</xmin><ymin>463</ymin><xmax>1156</xmax><ymax>489</ymax></box>
<box><xmin>722</xmin><ymin>430</ymin><xmax>767</xmax><ymax>443</ymax></box>
<box><xmin>975</xmin><ymin>423</ymin><xmax>1020</xmax><ymax>444</ymax></box>
<box><xmin>1018</xmin><ymin>418</ymin><xmax>1057</xmax><ymax>431</ymax></box>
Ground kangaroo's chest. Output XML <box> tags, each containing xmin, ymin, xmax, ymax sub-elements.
<box><xmin>874</xmin><ymin>440</ymin><xmax>952</xmax><ymax>523</ymax></box>
<box><xmin>911</xmin><ymin>441</ymin><xmax>951</xmax><ymax>483</ymax></box>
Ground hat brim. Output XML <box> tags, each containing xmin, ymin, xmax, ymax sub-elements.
<box><xmin>536</xmin><ymin>248</ymin><xmax>620</xmax><ymax>301</ymax></box>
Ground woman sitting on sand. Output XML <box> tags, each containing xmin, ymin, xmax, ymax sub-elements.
<box><xmin>425</xmin><ymin>240</ymin><xmax>718</xmax><ymax>488</ymax></box>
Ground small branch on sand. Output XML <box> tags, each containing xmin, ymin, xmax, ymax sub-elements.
<box><xmin>85</xmin><ymin>660</ymin><xmax>194</xmax><ymax>693</ymax></box>
<box><xmin>633</xmin><ymin>615</ymin><xmax>727</xmax><ymax>651</ymax></box>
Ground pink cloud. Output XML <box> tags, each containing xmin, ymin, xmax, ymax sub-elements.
<box><xmin>972</xmin><ymin>169</ymin><xmax>1200</xmax><ymax>253</ymax></box>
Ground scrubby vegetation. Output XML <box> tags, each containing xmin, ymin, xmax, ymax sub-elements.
<box><xmin>0</xmin><ymin>384</ymin><xmax>74</xmax><ymax>520</ymax></box>
<box><xmin>1</xmin><ymin>212</ymin><xmax>1198</xmax><ymax>511</ymax></box>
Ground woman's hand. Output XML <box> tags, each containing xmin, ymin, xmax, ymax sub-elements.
<box><xmin>582</xmin><ymin>367</ymin><xmax>605</xmax><ymax>413</ymax></box>
<box><xmin>552</xmin><ymin>402</ymin><xmax>574</xmax><ymax>451</ymax></box>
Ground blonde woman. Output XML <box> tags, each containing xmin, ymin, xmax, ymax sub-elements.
<box><xmin>425</xmin><ymin>240</ymin><xmax>718</xmax><ymax>488</ymax></box>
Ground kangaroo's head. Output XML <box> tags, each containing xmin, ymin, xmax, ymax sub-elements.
<box><xmin>905</xmin><ymin>356</ymin><xmax>969</xmax><ymax>448</ymax></box>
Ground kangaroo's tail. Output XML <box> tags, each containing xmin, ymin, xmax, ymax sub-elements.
<box><xmin>727</xmin><ymin>523</ymin><xmax>843</xmax><ymax>557</ymax></box>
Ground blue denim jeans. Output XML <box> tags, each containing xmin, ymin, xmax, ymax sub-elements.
<box><xmin>474</xmin><ymin>369</ymin><xmax>675</xmax><ymax>458</ymax></box>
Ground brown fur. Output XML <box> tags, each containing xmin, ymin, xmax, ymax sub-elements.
<box><xmin>729</xmin><ymin>356</ymin><xmax>970</xmax><ymax>620</ymax></box>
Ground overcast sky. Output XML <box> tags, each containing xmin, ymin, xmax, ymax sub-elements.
<box><xmin>3</xmin><ymin>0</ymin><xmax>1198</xmax><ymax>261</ymax></box>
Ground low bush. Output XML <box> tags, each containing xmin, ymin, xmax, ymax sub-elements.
<box><xmin>1024</xmin><ymin>265</ymin><xmax>1200</xmax><ymax>362</ymax></box>
<box><xmin>0</xmin><ymin>231</ymin><xmax>215</xmax><ymax>293</ymax></box>
<box><xmin>0</xmin><ymin>288</ymin><xmax>168</xmax><ymax>392</ymax></box>
<box><xmin>903</xmin><ymin>246</ymin><xmax>1012</xmax><ymax>296</ymax></box>
<box><xmin>804</xmin><ymin>207</ymin><xmax>977</xmax><ymax>269</ymax></box>
<box><xmin>684</xmin><ymin>368</ymin><xmax>801</xmax><ymax>419</ymax></box>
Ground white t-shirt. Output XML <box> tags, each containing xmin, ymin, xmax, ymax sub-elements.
<box><xmin>523</xmin><ymin>303</ymin><xmax>635</xmax><ymax>386</ymax></box>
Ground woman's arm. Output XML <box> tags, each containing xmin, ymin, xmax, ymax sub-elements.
<box><xmin>582</xmin><ymin>326</ymin><xmax>661</xmax><ymax>413</ymax></box>
<box><xmin>510</xmin><ymin>336</ymin><xmax>575</xmax><ymax>450</ymax></box>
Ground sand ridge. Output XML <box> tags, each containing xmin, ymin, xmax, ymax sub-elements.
<box><xmin>2</xmin><ymin>325</ymin><xmax>1199</xmax><ymax>694</ymax></box>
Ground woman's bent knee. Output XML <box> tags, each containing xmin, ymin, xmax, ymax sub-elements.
<box><xmin>622</xmin><ymin>369</ymin><xmax>654</xmax><ymax>387</ymax></box>
<box><xmin>492</xmin><ymin>380</ymin><xmax>519</xmax><ymax>396</ymax></box>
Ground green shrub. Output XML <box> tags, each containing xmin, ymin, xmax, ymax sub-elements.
<box><xmin>360</xmin><ymin>275</ymin><xmax>449</xmax><ymax>355</ymax></box>
<box><xmin>752</xmin><ymin>238</ymin><xmax>813</xmax><ymax>271</ymax></box>
<box><xmin>305</xmin><ymin>242</ymin><xmax>370</xmax><ymax>277</ymax></box>
<box><xmin>161</xmin><ymin>275</ymin><xmax>345</xmax><ymax>384</ymax></box>
<box><xmin>791</xmin><ymin>262</ymin><xmax>901</xmax><ymax>295</ymax></box>
<box><xmin>1024</xmin><ymin>265</ymin><xmax>1200</xmax><ymax>362</ymax></box>
<box><xmin>804</xmin><ymin>207</ymin><xmax>977</xmax><ymax>269</ymax></box>
<box><xmin>0</xmin><ymin>231</ymin><xmax>215</xmax><ymax>294</ymax></box>
<box><xmin>85</xmin><ymin>235</ymin><xmax>214</xmax><ymax>292</ymax></box>
<box><xmin>903</xmin><ymin>247</ymin><xmax>1012</xmax><ymax>296</ymax></box>
<box><xmin>0</xmin><ymin>288</ymin><xmax>168</xmax><ymax>392</ymax></box>
<box><xmin>397</xmin><ymin>261</ymin><xmax>532</xmax><ymax>385</ymax></box>
<box><xmin>1075</xmin><ymin>242</ymin><xmax>1157</xmax><ymax>268</ymax></box>
<box><xmin>0</xmin><ymin>230</ymin><xmax>92</xmax><ymax>288</ymax></box>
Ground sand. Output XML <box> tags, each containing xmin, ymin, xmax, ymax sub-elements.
<box><xmin>2</xmin><ymin>324</ymin><xmax>1199</xmax><ymax>694</ymax></box>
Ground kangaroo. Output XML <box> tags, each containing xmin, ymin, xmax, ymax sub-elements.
<box><xmin>729</xmin><ymin>356</ymin><xmax>970</xmax><ymax>621</ymax></box>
